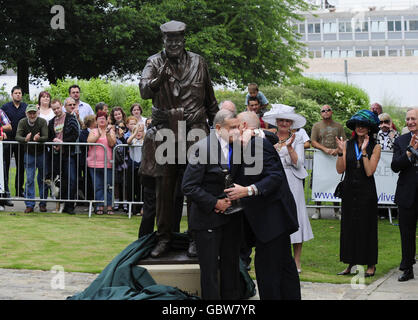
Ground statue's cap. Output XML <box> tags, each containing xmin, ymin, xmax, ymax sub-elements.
<box><xmin>160</xmin><ymin>20</ymin><xmax>186</xmax><ymax>34</ymax></box>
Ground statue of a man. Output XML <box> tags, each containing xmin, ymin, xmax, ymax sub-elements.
<box><xmin>139</xmin><ymin>20</ymin><xmax>219</xmax><ymax>258</ymax></box>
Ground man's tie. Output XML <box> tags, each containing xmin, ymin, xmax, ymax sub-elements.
<box><xmin>228</xmin><ymin>144</ymin><xmax>233</xmax><ymax>170</ymax></box>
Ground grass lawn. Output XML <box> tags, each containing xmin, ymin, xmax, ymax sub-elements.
<box><xmin>0</xmin><ymin>211</ymin><xmax>405</xmax><ymax>285</ymax></box>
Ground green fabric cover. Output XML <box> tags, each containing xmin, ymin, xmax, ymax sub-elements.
<box><xmin>67</xmin><ymin>232</ymin><xmax>256</xmax><ymax>300</ymax></box>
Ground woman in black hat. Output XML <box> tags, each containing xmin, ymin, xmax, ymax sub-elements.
<box><xmin>335</xmin><ymin>110</ymin><xmax>381</xmax><ymax>277</ymax></box>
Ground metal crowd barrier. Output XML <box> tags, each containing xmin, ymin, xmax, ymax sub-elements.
<box><xmin>111</xmin><ymin>143</ymin><xmax>144</xmax><ymax>219</ymax></box>
<box><xmin>0</xmin><ymin>141</ymin><xmax>398</xmax><ymax>222</ymax></box>
<box><xmin>303</xmin><ymin>148</ymin><xmax>398</xmax><ymax>224</ymax></box>
<box><xmin>0</xmin><ymin>140</ymin><xmax>110</xmax><ymax>217</ymax></box>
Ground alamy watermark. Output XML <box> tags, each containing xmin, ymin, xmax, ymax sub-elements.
<box><xmin>50</xmin><ymin>5</ymin><xmax>65</xmax><ymax>30</ymax></box>
<box><xmin>50</xmin><ymin>265</ymin><xmax>65</xmax><ymax>290</ymax></box>
<box><xmin>153</xmin><ymin>122</ymin><xmax>264</xmax><ymax>175</ymax></box>
<box><xmin>350</xmin><ymin>265</ymin><xmax>366</xmax><ymax>290</ymax></box>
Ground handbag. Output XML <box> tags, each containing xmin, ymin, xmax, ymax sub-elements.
<box><xmin>333</xmin><ymin>172</ymin><xmax>345</xmax><ymax>199</ymax></box>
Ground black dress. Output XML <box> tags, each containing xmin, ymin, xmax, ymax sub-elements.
<box><xmin>340</xmin><ymin>139</ymin><xmax>378</xmax><ymax>266</ymax></box>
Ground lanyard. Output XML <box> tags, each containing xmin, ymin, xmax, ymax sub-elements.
<box><xmin>354</xmin><ymin>142</ymin><xmax>362</xmax><ymax>161</ymax></box>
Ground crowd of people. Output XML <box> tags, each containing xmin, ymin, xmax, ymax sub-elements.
<box><xmin>219</xmin><ymin>84</ymin><xmax>417</xmax><ymax>288</ymax></box>
<box><xmin>0</xmin><ymin>84</ymin><xmax>146</xmax><ymax>215</ymax></box>
<box><xmin>0</xmin><ymin>79</ymin><xmax>416</xmax><ymax>299</ymax></box>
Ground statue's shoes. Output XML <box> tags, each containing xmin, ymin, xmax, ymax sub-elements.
<box><xmin>187</xmin><ymin>240</ymin><xmax>197</xmax><ymax>258</ymax></box>
<box><xmin>150</xmin><ymin>240</ymin><xmax>170</xmax><ymax>258</ymax></box>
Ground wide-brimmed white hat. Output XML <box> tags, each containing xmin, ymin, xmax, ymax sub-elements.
<box><xmin>262</xmin><ymin>104</ymin><xmax>306</xmax><ymax>129</ymax></box>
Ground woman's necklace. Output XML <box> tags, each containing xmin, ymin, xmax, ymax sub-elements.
<box><xmin>276</xmin><ymin>132</ymin><xmax>291</xmax><ymax>151</ymax></box>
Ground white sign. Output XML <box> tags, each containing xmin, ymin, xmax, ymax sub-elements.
<box><xmin>311</xmin><ymin>150</ymin><xmax>399</xmax><ymax>204</ymax></box>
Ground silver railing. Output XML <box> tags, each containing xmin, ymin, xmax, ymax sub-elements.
<box><xmin>111</xmin><ymin>143</ymin><xmax>144</xmax><ymax>219</ymax></box>
<box><xmin>0</xmin><ymin>141</ymin><xmax>109</xmax><ymax>217</ymax></box>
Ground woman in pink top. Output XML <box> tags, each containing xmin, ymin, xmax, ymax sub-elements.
<box><xmin>87</xmin><ymin>111</ymin><xmax>116</xmax><ymax>214</ymax></box>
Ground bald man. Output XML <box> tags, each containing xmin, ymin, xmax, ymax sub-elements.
<box><xmin>219</xmin><ymin>100</ymin><xmax>237</xmax><ymax>114</ymax></box>
<box><xmin>225</xmin><ymin>111</ymin><xmax>301</xmax><ymax>300</ymax></box>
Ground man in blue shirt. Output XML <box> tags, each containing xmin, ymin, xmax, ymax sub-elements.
<box><xmin>1</xmin><ymin>86</ymin><xmax>27</xmax><ymax>199</ymax></box>
<box><xmin>68</xmin><ymin>85</ymin><xmax>94</xmax><ymax>122</ymax></box>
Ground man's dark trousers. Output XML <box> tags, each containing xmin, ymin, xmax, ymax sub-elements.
<box><xmin>194</xmin><ymin>213</ymin><xmax>242</xmax><ymax>300</ymax></box>
<box><xmin>3</xmin><ymin>143</ymin><xmax>25</xmax><ymax>196</ymax></box>
<box><xmin>398</xmin><ymin>191</ymin><xmax>418</xmax><ymax>271</ymax></box>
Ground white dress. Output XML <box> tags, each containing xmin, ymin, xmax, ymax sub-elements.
<box><xmin>278</xmin><ymin>133</ymin><xmax>314</xmax><ymax>244</ymax></box>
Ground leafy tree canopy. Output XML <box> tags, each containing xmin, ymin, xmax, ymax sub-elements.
<box><xmin>0</xmin><ymin>0</ymin><xmax>310</xmax><ymax>94</ymax></box>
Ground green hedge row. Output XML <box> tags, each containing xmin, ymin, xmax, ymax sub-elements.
<box><xmin>217</xmin><ymin>77</ymin><xmax>370</xmax><ymax>136</ymax></box>
<box><xmin>45</xmin><ymin>78</ymin><xmax>152</xmax><ymax>117</ymax></box>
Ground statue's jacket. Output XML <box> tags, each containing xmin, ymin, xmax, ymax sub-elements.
<box><xmin>139</xmin><ymin>50</ymin><xmax>218</xmax><ymax>177</ymax></box>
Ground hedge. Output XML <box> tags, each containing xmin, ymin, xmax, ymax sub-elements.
<box><xmin>217</xmin><ymin>77</ymin><xmax>370</xmax><ymax>136</ymax></box>
<box><xmin>45</xmin><ymin>78</ymin><xmax>152</xmax><ymax>117</ymax></box>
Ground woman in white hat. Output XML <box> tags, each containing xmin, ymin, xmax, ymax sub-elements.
<box><xmin>263</xmin><ymin>104</ymin><xmax>314</xmax><ymax>273</ymax></box>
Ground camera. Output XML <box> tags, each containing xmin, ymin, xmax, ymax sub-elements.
<box><xmin>406</xmin><ymin>145</ymin><xmax>418</xmax><ymax>160</ymax></box>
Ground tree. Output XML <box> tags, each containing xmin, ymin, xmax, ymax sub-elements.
<box><xmin>159</xmin><ymin>0</ymin><xmax>311</xmax><ymax>87</ymax></box>
<box><xmin>0</xmin><ymin>0</ymin><xmax>310</xmax><ymax>95</ymax></box>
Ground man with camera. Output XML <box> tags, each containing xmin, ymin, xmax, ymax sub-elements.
<box><xmin>391</xmin><ymin>108</ymin><xmax>418</xmax><ymax>282</ymax></box>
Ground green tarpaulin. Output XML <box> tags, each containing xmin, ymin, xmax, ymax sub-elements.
<box><xmin>67</xmin><ymin>232</ymin><xmax>256</xmax><ymax>300</ymax></box>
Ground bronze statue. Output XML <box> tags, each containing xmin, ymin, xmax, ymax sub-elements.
<box><xmin>139</xmin><ymin>20</ymin><xmax>219</xmax><ymax>258</ymax></box>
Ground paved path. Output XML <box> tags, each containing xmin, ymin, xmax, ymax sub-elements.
<box><xmin>0</xmin><ymin>264</ymin><xmax>416</xmax><ymax>300</ymax></box>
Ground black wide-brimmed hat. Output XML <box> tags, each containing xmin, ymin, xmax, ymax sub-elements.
<box><xmin>346</xmin><ymin>109</ymin><xmax>380</xmax><ymax>133</ymax></box>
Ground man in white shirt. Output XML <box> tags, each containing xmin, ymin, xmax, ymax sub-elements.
<box><xmin>68</xmin><ymin>85</ymin><xmax>94</xmax><ymax>121</ymax></box>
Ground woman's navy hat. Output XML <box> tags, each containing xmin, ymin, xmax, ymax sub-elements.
<box><xmin>346</xmin><ymin>109</ymin><xmax>380</xmax><ymax>133</ymax></box>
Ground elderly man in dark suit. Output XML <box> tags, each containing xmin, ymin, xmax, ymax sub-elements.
<box><xmin>225</xmin><ymin>111</ymin><xmax>301</xmax><ymax>300</ymax></box>
<box><xmin>182</xmin><ymin>109</ymin><xmax>242</xmax><ymax>300</ymax></box>
<box><xmin>391</xmin><ymin>108</ymin><xmax>418</xmax><ymax>282</ymax></box>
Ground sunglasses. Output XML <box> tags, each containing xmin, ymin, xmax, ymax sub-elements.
<box><xmin>321</xmin><ymin>109</ymin><xmax>332</xmax><ymax>113</ymax></box>
<box><xmin>277</xmin><ymin>119</ymin><xmax>292</xmax><ymax>123</ymax></box>
<box><xmin>380</xmin><ymin>120</ymin><xmax>391</xmax><ymax>124</ymax></box>
<box><xmin>67</xmin><ymin>103</ymin><xmax>76</xmax><ymax>106</ymax></box>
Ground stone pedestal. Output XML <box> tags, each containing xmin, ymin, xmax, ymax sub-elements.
<box><xmin>138</xmin><ymin>250</ymin><xmax>201</xmax><ymax>297</ymax></box>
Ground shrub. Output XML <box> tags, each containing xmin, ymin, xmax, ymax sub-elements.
<box><xmin>46</xmin><ymin>78</ymin><xmax>152</xmax><ymax>117</ymax></box>
<box><xmin>43</xmin><ymin>76</ymin><xmax>370</xmax><ymax>137</ymax></box>
<box><xmin>215</xmin><ymin>76</ymin><xmax>370</xmax><ymax>136</ymax></box>
<box><xmin>382</xmin><ymin>104</ymin><xmax>408</xmax><ymax>133</ymax></box>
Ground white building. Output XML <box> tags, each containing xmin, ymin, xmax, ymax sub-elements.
<box><xmin>297</xmin><ymin>0</ymin><xmax>418</xmax><ymax>107</ymax></box>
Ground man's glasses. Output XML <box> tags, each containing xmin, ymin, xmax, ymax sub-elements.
<box><xmin>321</xmin><ymin>109</ymin><xmax>332</xmax><ymax>113</ymax></box>
<box><xmin>67</xmin><ymin>103</ymin><xmax>76</xmax><ymax>106</ymax></box>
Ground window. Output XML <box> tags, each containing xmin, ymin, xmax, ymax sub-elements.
<box><xmin>354</xmin><ymin>21</ymin><xmax>368</xmax><ymax>32</ymax></box>
<box><xmin>308</xmin><ymin>50</ymin><xmax>322</xmax><ymax>58</ymax></box>
<box><xmin>371</xmin><ymin>21</ymin><xmax>386</xmax><ymax>32</ymax></box>
<box><xmin>339</xmin><ymin>21</ymin><xmax>352</xmax><ymax>33</ymax></box>
<box><xmin>405</xmin><ymin>49</ymin><xmax>418</xmax><ymax>56</ymax></box>
<box><xmin>308</xmin><ymin>23</ymin><xmax>321</xmax><ymax>34</ymax></box>
<box><xmin>299</xmin><ymin>23</ymin><xmax>305</xmax><ymax>34</ymax></box>
<box><xmin>388</xmin><ymin>49</ymin><xmax>398</xmax><ymax>56</ymax></box>
<box><xmin>323</xmin><ymin>22</ymin><xmax>337</xmax><ymax>33</ymax></box>
<box><xmin>408</xmin><ymin>20</ymin><xmax>418</xmax><ymax>31</ymax></box>
<box><xmin>324</xmin><ymin>50</ymin><xmax>339</xmax><ymax>58</ymax></box>
<box><xmin>388</xmin><ymin>20</ymin><xmax>402</xmax><ymax>31</ymax></box>
<box><xmin>371</xmin><ymin>49</ymin><xmax>386</xmax><ymax>57</ymax></box>
<box><xmin>340</xmin><ymin>50</ymin><xmax>354</xmax><ymax>58</ymax></box>
<box><xmin>355</xmin><ymin>49</ymin><xmax>370</xmax><ymax>57</ymax></box>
